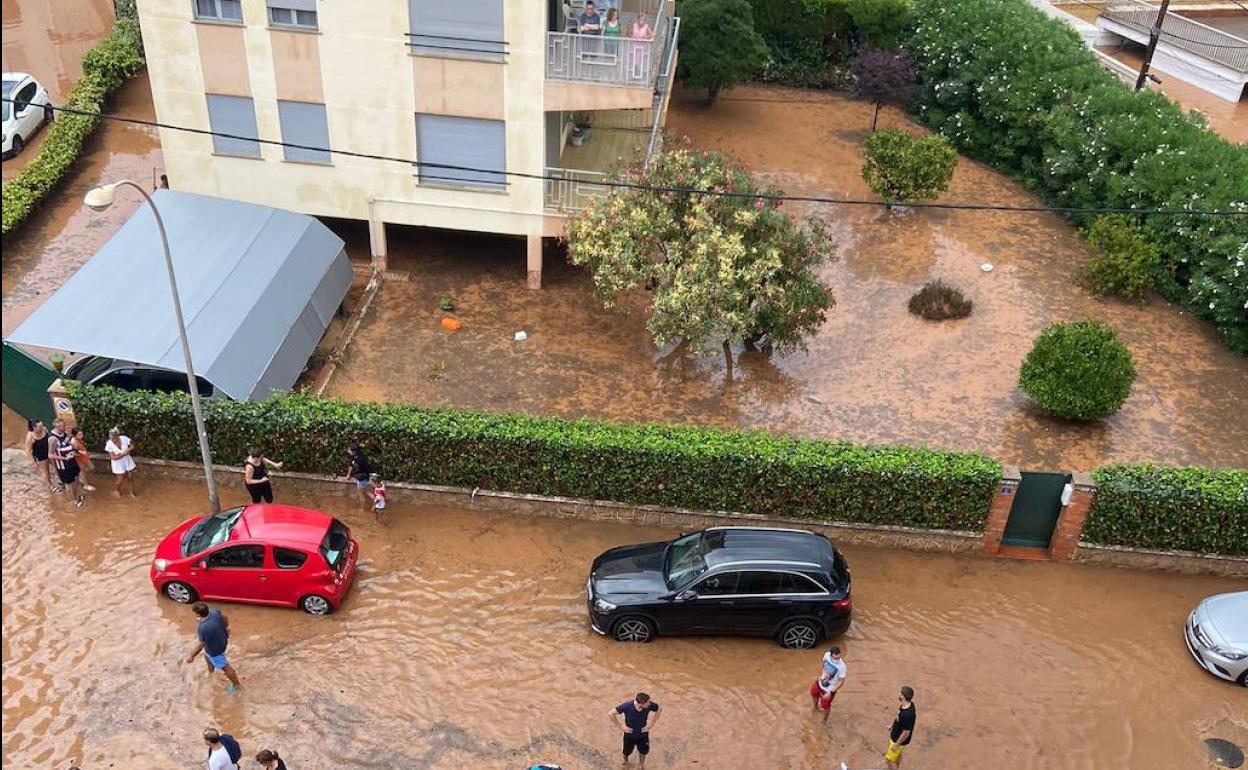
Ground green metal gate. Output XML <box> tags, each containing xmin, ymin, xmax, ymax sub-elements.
<box><xmin>1001</xmin><ymin>471</ymin><xmax>1071</xmax><ymax>548</ymax></box>
<box><xmin>1</xmin><ymin>343</ymin><xmax>58</xmax><ymax>425</ymax></box>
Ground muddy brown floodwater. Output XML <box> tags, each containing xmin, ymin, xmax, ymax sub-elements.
<box><xmin>2</xmin><ymin>450</ymin><xmax>1246</xmax><ymax>769</ymax></box>
<box><xmin>328</xmin><ymin>86</ymin><xmax>1248</xmax><ymax>472</ymax></box>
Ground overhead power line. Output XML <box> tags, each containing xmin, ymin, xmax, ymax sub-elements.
<box><xmin>5</xmin><ymin>98</ymin><xmax>1245</xmax><ymax>218</ymax></box>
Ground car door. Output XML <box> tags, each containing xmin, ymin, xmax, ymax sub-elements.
<box><xmin>14</xmin><ymin>82</ymin><xmax>39</xmax><ymax>138</ymax></box>
<box><xmin>731</xmin><ymin>571</ymin><xmax>790</xmax><ymax>634</ymax></box>
<box><xmin>263</xmin><ymin>546</ymin><xmax>312</xmax><ymax>607</ymax></box>
<box><xmin>683</xmin><ymin>571</ymin><xmax>742</xmax><ymax>634</ymax></box>
<box><xmin>194</xmin><ymin>543</ymin><xmax>270</xmax><ymax>603</ymax></box>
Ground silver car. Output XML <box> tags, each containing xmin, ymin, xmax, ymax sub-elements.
<box><xmin>1185</xmin><ymin>591</ymin><xmax>1248</xmax><ymax>686</ymax></box>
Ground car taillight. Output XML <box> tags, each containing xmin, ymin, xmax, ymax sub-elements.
<box><xmin>832</xmin><ymin>596</ymin><xmax>852</xmax><ymax>611</ymax></box>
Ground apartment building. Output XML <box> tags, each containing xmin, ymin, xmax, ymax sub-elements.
<box><xmin>135</xmin><ymin>0</ymin><xmax>679</xmax><ymax>287</ymax></box>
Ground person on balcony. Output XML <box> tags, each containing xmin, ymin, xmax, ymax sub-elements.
<box><xmin>578</xmin><ymin>1</ymin><xmax>603</xmax><ymax>34</ymax></box>
<box><xmin>630</xmin><ymin>11</ymin><xmax>653</xmax><ymax>72</ymax></box>
<box><xmin>604</xmin><ymin>8</ymin><xmax>622</xmax><ymax>57</ymax></box>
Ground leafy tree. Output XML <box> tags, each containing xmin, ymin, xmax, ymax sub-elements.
<box><xmin>566</xmin><ymin>146</ymin><xmax>833</xmax><ymax>372</ymax></box>
<box><xmin>1018</xmin><ymin>320</ymin><xmax>1136</xmax><ymax>421</ymax></box>
<box><xmin>851</xmin><ymin>47</ymin><xmax>916</xmax><ymax>131</ymax></box>
<box><xmin>861</xmin><ymin>129</ymin><xmax>957</xmax><ymax>204</ymax></box>
<box><xmin>1079</xmin><ymin>215</ymin><xmax>1161</xmax><ymax>301</ymax></box>
<box><xmin>678</xmin><ymin>0</ymin><xmax>769</xmax><ymax>103</ymax></box>
<box><xmin>845</xmin><ymin>0</ymin><xmax>915</xmax><ymax>48</ymax></box>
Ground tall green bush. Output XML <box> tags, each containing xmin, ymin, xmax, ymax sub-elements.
<box><xmin>1086</xmin><ymin>465</ymin><xmax>1248</xmax><ymax>556</ymax></box>
<box><xmin>908</xmin><ymin>0</ymin><xmax>1248</xmax><ymax>353</ymax></box>
<box><xmin>846</xmin><ymin>0</ymin><xmax>915</xmax><ymax>47</ymax></box>
<box><xmin>69</xmin><ymin>386</ymin><xmax>1001</xmax><ymax>531</ymax></box>
<box><xmin>1</xmin><ymin>2</ymin><xmax>145</xmax><ymax>235</ymax></box>
<box><xmin>1080</xmin><ymin>215</ymin><xmax>1162</xmax><ymax>300</ymax></box>
<box><xmin>1018</xmin><ymin>320</ymin><xmax>1136</xmax><ymax>420</ymax></box>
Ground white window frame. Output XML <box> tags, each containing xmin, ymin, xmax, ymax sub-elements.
<box><xmin>268</xmin><ymin>4</ymin><xmax>318</xmax><ymax>30</ymax></box>
<box><xmin>193</xmin><ymin>0</ymin><xmax>243</xmax><ymax>23</ymax></box>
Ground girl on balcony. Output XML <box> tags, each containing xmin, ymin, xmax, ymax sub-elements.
<box><xmin>630</xmin><ymin>11</ymin><xmax>653</xmax><ymax>73</ymax></box>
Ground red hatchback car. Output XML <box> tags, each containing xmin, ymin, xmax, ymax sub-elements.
<box><xmin>150</xmin><ymin>504</ymin><xmax>359</xmax><ymax>615</ymax></box>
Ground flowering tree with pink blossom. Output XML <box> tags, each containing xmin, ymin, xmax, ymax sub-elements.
<box><xmin>566</xmin><ymin>145</ymin><xmax>833</xmax><ymax>370</ymax></box>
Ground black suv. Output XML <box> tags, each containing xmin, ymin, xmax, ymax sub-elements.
<box><xmin>587</xmin><ymin>526</ymin><xmax>852</xmax><ymax>649</ymax></box>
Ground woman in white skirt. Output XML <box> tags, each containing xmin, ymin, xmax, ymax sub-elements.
<box><xmin>104</xmin><ymin>426</ymin><xmax>138</xmax><ymax>497</ymax></box>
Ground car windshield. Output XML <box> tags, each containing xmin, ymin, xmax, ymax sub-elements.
<box><xmin>68</xmin><ymin>356</ymin><xmax>115</xmax><ymax>384</ymax></box>
<box><xmin>1</xmin><ymin>81</ymin><xmax>13</xmax><ymax>121</ymax></box>
<box><xmin>320</xmin><ymin>519</ymin><xmax>350</xmax><ymax>571</ymax></box>
<box><xmin>180</xmin><ymin>507</ymin><xmax>245</xmax><ymax>556</ymax></box>
<box><xmin>664</xmin><ymin>532</ymin><xmax>709</xmax><ymax>590</ymax></box>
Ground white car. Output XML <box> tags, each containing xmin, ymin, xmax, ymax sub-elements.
<box><xmin>1185</xmin><ymin>591</ymin><xmax>1248</xmax><ymax>686</ymax></box>
<box><xmin>2</xmin><ymin>72</ymin><xmax>51</xmax><ymax>158</ymax></box>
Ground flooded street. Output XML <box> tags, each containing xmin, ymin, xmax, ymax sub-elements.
<box><xmin>329</xmin><ymin>86</ymin><xmax>1248</xmax><ymax>471</ymax></box>
<box><xmin>3</xmin><ymin>451</ymin><xmax>1246</xmax><ymax>769</ymax></box>
<box><xmin>0</xmin><ymin>0</ymin><xmax>117</xmax><ymax>176</ymax></box>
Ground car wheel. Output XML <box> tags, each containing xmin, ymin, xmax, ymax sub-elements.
<box><xmin>778</xmin><ymin>619</ymin><xmax>822</xmax><ymax>649</ymax></box>
<box><xmin>163</xmin><ymin>581</ymin><xmax>197</xmax><ymax>604</ymax></box>
<box><xmin>11</xmin><ymin>134</ymin><xmax>23</xmax><ymax>156</ymax></box>
<box><xmin>612</xmin><ymin>616</ymin><xmax>655</xmax><ymax>643</ymax></box>
<box><xmin>1239</xmin><ymin>670</ymin><xmax>1247</xmax><ymax>688</ymax></box>
<box><xmin>44</xmin><ymin>103</ymin><xmax>53</xmax><ymax>123</ymax></box>
<box><xmin>300</xmin><ymin>594</ymin><xmax>333</xmax><ymax>616</ymax></box>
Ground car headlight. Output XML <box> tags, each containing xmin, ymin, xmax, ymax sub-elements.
<box><xmin>1211</xmin><ymin>645</ymin><xmax>1248</xmax><ymax>661</ymax></box>
<box><xmin>593</xmin><ymin>598</ymin><xmax>617</xmax><ymax>613</ymax></box>
<box><xmin>154</xmin><ymin>558</ymin><xmax>169</xmax><ymax>572</ymax></box>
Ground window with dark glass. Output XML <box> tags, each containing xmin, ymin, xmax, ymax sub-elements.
<box><xmin>207</xmin><ymin>544</ymin><xmax>266</xmax><ymax>568</ymax></box>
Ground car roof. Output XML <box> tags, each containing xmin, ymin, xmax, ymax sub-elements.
<box><xmin>702</xmin><ymin>527</ymin><xmax>833</xmax><ymax>571</ymax></box>
<box><xmin>234</xmin><ymin>504</ymin><xmax>333</xmax><ymax>550</ymax></box>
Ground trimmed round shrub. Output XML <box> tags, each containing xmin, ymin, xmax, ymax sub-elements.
<box><xmin>1079</xmin><ymin>215</ymin><xmax>1161</xmax><ymax>301</ymax></box>
<box><xmin>861</xmin><ymin>129</ymin><xmax>957</xmax><ymax>204</ymax></box>
<box><xmin>1018</xmin><ymin>320</ymin><xmax>1135</xmax><ymax>420</ymax></box>
<box><xmin>908</xmin><ymin>280</ymin><xmax>972</xmax><ymax>320</ymax></box>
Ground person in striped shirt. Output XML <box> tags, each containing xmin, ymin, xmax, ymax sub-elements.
<box><xmin>49</xmin><ymin>419</ymin><xmax>85</xmax><ymax>508</ymax></box>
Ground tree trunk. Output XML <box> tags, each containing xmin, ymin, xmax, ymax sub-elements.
<box><xmin>871</xmin><ymin>101</ymin><xmax>881</xmax><ymax>133</ymax></box>
<box><xmin>722</xmin><ymin>340</ymin><xmax>734</xmax><ymax>380</ymax></box>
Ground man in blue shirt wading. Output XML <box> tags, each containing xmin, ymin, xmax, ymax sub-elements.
<box><xmin>609</xmin><ymin>692</ymin><xmax>661</xmax><ymax>767</ymax></box>
<box><xmin>186</xmin><ymin>602</ymin><xmax>242</xmax><ymax>692</ymax></box>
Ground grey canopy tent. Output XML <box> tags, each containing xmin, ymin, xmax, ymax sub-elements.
<box><xmin>5</xmin><ymin>190</ymin><xmax>353</xmax><ymax>401</ymax></box>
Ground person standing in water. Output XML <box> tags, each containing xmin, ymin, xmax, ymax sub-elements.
<box><xmin>24</xmin><ymin>418</ymin><xmax>53</xmax><ymax>491</ymax></box>
<box><xmin>243</xmin><ymin>447</ymin><xmax>282</xmax><ymax>504</ymax></box>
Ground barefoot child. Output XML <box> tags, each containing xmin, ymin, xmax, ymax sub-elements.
<box><xmin>371</xmin><ymin>472</ymin><xmax>386</xmax><ymax>523</ymax></box>
<box><xmin>70</xmin><ymin>427</ymin><xmax>97</xmax><ymax>492</ymax></box>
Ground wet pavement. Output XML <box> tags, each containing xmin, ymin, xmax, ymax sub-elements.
<box><xmin>328</xmin><ymin>86</ymin><xmax>1248</xmax><ymax>472</ymax></box>
<box><xmin>2</xmin><ymin>450</ymin><xmax>1246</xmax><ymax>769</ymax></box>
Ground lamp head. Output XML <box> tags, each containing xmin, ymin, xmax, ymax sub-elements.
<box><xmin>83</xmin><ymin>183</ymin><xmax>119</xmax><ymax>211</ymax></box>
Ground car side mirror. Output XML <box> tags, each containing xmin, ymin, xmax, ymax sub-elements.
<box><xmin>676</xmin><ymin>589</ymin><xmax>697</xmax><ymax>602</ymax></box>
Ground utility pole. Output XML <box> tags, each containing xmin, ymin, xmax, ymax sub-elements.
<box><xmin>1134</xmin><ymin>0</ymin><xmax>1172</xmax><ymax>91</ymax></box>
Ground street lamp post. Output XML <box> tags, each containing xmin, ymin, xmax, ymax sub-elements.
<box><xmin>84</xmin><ymin>180</ymin><xmax>221</xmax><ymax>513</ymax></box>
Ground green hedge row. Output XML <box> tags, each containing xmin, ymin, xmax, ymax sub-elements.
<box><xmin>1</xmin><ymin>0</ymin><xmax>144</xmax><ymax>235</ymax></box>
<box><xmin>908</xmin><ymin>0</ymin><xmax>1248</xmax><ymax>354</ymax></box>
<box><xmin>1086</xmin><ymin>465</ymin><xmax>1248</xmax><ymax>556</ymax></box>
<box><xmin>69</xmin><ymin>386</ymin><xmax>1001</xmax><ymax>531</ymax></box>
<box><xmin>748</xmin><ymin>0</ymin><xmax>914</xmax><ymax>86</ymax></box>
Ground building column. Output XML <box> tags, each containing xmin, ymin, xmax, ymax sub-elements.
<box><xmin>368</xmin><ymin>204</ymin><xmax>388</xmax><ymax>272</ymax></box>
<box><xmin>1048</xmin><ymin>472</ymin><xmax>1096</xmax><ymax>561</ymax></box>
<box><xmin>527</xmin><ymin>233</ymin><xmax>543</xmax><ymax>289</ymax></box>
<box><xmin>982</xmin><ymin>466</ymin><xmax>1021</xmax><ymax>555</ymax></box>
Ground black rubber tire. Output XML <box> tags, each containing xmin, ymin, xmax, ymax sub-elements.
<box><xmin>163</xmin><ymin>580</ymin><xmax>197</xmax><ymax>604</ymax></box>
<box><xmin>300</xmin><ymin>594</ymin><xmax>334</xmax><ymax>616</ymax></box>
<box><xmin>10</xmin><ymin>133</ymin><xmax>24</xmax><ymax>156</ymax></box>
<box><xmin>1238</xmin><ymin>669</ymin><xmax>1247</xmax><ymax>688</ymax></box>
<box><xmin>777</xmin><ymin>619</ymin><xmax>822</xmax><ymax>649</ymax></box>
<box><xmin>612</xmin><ymin>616</ymin><xmax>656</xmax><ymax>643</ymax></box>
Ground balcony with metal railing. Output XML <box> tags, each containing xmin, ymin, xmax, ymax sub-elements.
<box><xmin>1100</xmin><ymin>0</ymin><xmax>1248</xmax><ymax>72</ymax></box>
<box><xmin>547</xmin><ymin>0</ymin><xmax>672</xmax><ymax>88</ymax></box>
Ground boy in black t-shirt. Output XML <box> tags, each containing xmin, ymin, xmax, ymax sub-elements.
<box><xmin>885</xmin><ymin>685</ymin><xmax>917</xmax><ymax>768</ymax></box>
<box><xmin>609</xmin><ymin>692</ymin><xmax>661</xmax><ymax>767</ymax></box>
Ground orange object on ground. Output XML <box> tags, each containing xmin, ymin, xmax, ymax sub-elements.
<box><xmin>441</xmin><ymin>316</ymin><xmax>463</xmax><ymax>331</ymax></box>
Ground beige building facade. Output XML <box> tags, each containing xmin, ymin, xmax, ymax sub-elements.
<box><xmin>136</xmin><ymin>0</ymin><xmax>678</xmax><ymax>287</ymax></box>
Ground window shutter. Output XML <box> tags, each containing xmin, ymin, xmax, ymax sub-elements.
<box><xmin>415</xmin><ymin>115</ymin><xmax>506</xmax><ymax>189</ymax></box>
